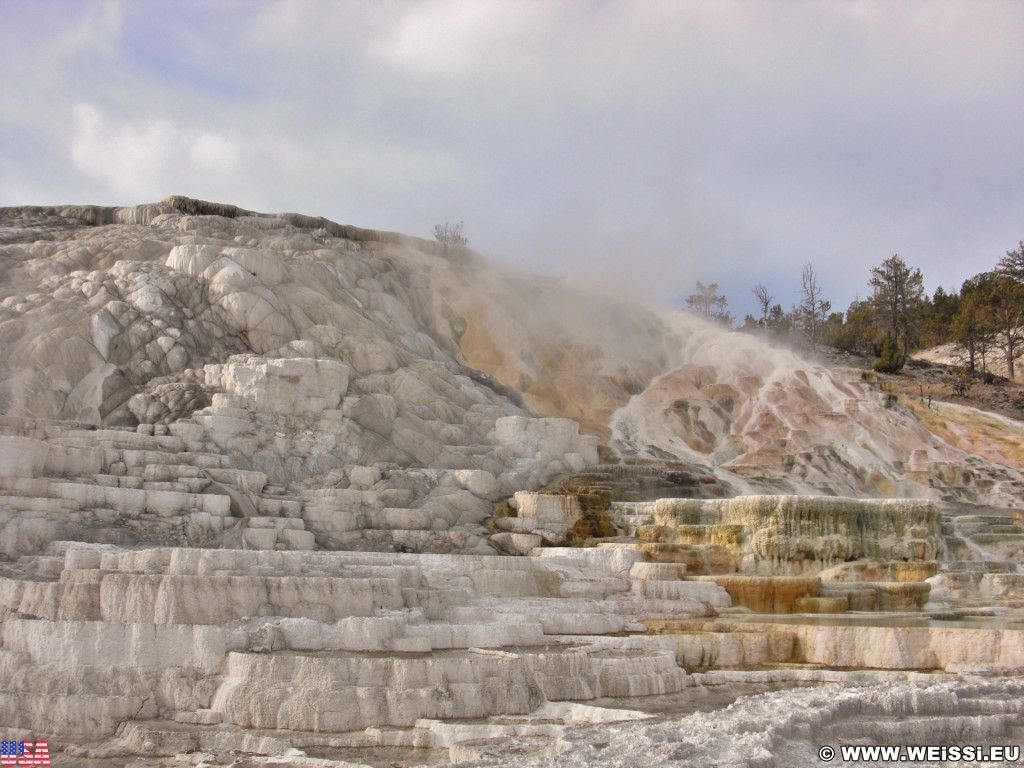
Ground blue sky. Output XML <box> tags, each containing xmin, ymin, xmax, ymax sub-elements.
<box><xmin>2</xmin><ymin>0</ymin><xmax>1023</xmax><ymax>319</ymax></box>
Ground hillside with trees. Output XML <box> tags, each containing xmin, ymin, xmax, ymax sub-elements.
<box><xmin>692</xmin><ymin>241</ymin><xmax>1024</xmax><ymax>387</ymax></box>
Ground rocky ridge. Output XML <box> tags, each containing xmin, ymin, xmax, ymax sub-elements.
<box><xmin>0</xmin><ymin>197</ymin><xmax>609</xmax><ymax>559</ymax></box>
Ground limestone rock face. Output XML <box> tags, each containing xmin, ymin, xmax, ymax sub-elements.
<box><xmin>204</xmin><ymin>356</ymin><xmax>351</xmax><ymax>415</ymax></box>
<box><xmin>496</xmin><ymin>492</ymin><xmax>584</xmax><ymax>544</ymax></box>
<box><xmin>0</xmin><ymin>198</ymin><xmax>636</xmax><ymax>556</ymax></box>
<box><xmin>2</xmin><ymin>195</ymin><xmax>1022</xmax><ymax>515</ymax></box>
<box><xmin>618</xmin><ymin>495</ymin><xmax>943</xmax><ymax>576</ymax></box>
<box><xmin>128</xmin><ymin>379</ymin><xmax>209</xmax><ymax>425</ymax></box>
<box><xmin>2</xmin><ymin>198</ymin><xmax>1024</xmax><ymax>768</ymax></box>
<box><xmin>609</xmin><ymin>327</ymin><xmax>1024</xmax><ymax>506</ymax></box>
<box><xmin>0</xmin><ymin>543</ymin><xmax>730</xmax><ymax>741</ymax></box>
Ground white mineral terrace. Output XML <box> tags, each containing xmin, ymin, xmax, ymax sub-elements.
<box><xmin>1</xmin><ymin>503</ymin><xmax>1023</xmax><ymax>767</ymax></box>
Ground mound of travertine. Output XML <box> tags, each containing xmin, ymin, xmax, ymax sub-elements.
<box><xmin>3</xmin><ymin>539</ymin><xmax>1023</xmax><ymax>766</ymax></box>
<box><xmin>2</xmin><ymin>198</ymin><xmax>1024</xmax><ymax>766</ymax></box>
<box><xmin>448</xmin><ymin>678</ymin><xmax>1024</xmax><ymax>767</ymax></box>
<box><xmin>2</xmin><ymin>195</ymin><xmax>1023</xmax><ymax>535</ymax></box>
<box><xmin>0</xmin><ymin>544</ymin><xmax>726</xmax><ymax>737</ymax></box>
<box><xmin>0</xmin><ymin>197</ymin><xmax>616</xmax><ymax>557</ymax></box>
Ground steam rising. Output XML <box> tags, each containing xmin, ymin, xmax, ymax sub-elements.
<box><xmin>2</xmin><ymin>197</ymin><xmax>1023</xmax><ymax>507</ymax></box>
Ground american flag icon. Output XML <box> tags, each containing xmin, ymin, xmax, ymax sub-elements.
<box><xmin>0</xmin><ymin>741</ymin><xmax>19</xmax><ymax>767</ymax></box>
<box><xmin>0</xmin><ymin>740</ymin><xmax>49</xmax><ymax>766</ymax></box>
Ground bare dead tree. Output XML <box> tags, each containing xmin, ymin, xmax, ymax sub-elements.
<box><xmin>796</xmin><ymin>263</ymin><xmax>830</xmax><ymax>352</ymax></box>
<box><xmin>752</xmin><ymin>282</ymin><xmax>773</xmax><ymax>326</ymax></box>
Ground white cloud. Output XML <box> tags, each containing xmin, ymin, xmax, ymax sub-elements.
<box><xmin>66</xmin><ymin>100</ymin><xmax>465</xmax><ymax>215</ymax></box>
<box><xmin>54</xmin><ymin>0</ymin><xmax>123</xmax><ymax>61</ymax></box>
<box><xmin>70</xmin><ymin>103</ymin><xmax>242</xmax><ymax>199</ymax></box>
<box><xmin>189</xmin><ymin>132</ymin><xmax>241</xmax><ymax>174</ymax></box>
<box><xmin>370</xmin><ymin>1</ymin><xmax>560</xmax><ymax>79</ymax></box>
<box><xmin>4</xmin><ymin>1</ymin><xmax>1024</xmax><ymax>317</ymax></box>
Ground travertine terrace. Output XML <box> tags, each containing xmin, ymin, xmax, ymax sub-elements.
<box><xmin>1</xmin><ymin>198</ymin><xmax>1022</xmax><ymax>767</ymax></box>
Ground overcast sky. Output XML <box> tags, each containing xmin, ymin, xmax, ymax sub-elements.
<box><xmin>2</xmin><ymin>0</ymin><xmax>1023</xmax><ymax>319</ymax></box>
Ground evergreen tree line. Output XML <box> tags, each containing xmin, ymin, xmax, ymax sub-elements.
<box><xmin>684</xmin><ymin>242</ymin><xmax>1024</xmax><ymax>381</ymax></box>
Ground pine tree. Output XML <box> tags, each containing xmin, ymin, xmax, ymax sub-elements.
<box><xmin>685</xmin><ymin>281</ymin><xmax>733</xmax><ymax>326</ymax></box>
<box><xmin>988</xmin><ymin>274</ymin><xmax>1024</xmax><ymax>381</ymax></box>
<box><xmin>873</xmin><ymin>331</ymin><xmax>906</xmax><ymax>373</ymax></box>
<box><xmin>997</xmin><ymin>240</ymin><xmax>1024</xmax><ymax>283</ymax></box>
<box><xmin>868</xmin><ymin>255</ymin><xmax>925</xmax><ymax>356</ymax></box>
